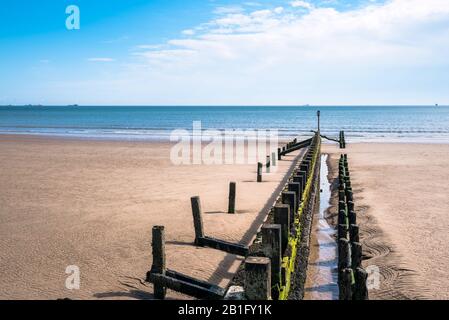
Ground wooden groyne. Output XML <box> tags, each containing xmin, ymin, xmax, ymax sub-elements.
<box><xmin>237</xmin><ymin>133</ymin><xmax>321</xmax><ymax>300</ymax></box>
<box><xmin>311</xmin><ymin>130</ymin><xmax>346</xmax><ymax>149</ymax></box>
<box><xmin>339</xmin><ymin>131</ymin><xmax>346</xmax><ymax>149</ymax></box>
<box><xmin>337</xmin><ymin>154</ymin><xmax>368</xmax><ymax>300</ymax></box>
<box><xmin>145</xmin><ymin>133</ymin><xmax>321</xmax><ymax>300</ymax></box>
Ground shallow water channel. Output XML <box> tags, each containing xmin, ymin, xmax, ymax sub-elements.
<box><xmin>304</xmin><ymin>154</ymin><xmax>339</xmax><ymax>300</ymax></box>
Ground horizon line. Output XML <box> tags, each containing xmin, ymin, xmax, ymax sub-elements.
<box><xmin>1</xmin><ymin>104</ymin><xmax>447</xmax><ymax>108</ymax></box>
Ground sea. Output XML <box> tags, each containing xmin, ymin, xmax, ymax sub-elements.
<box><xmin>0</xmin><ymin>106</ymin><xmax>448</xmax><ymax>143</ymax></box>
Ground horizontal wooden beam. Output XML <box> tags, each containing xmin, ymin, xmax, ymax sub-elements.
<box><xmin>166</xmin><ymin>269</ymin><xmax>225</xmax><ymax>294</ymax></box>
<box><xmin>280</xmin><ymin>138</ymin><xmax>313</xmax><ymax>156</ymax></box>
<box><xmin>197</xmin><ymin>236</ymin><xmax>249</xmax><ymax>257</ymax></box>
<box><xmin>147</xmin><ymin>271</ymin><xmax>225</xmax><ymax>300</ymax></box>
<box><xmin>310</xmin><ymin>130</ymin><xmax>340</xmax><ymax>143</ymax></box>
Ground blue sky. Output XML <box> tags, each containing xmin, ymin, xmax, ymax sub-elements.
<box><xmin>1</xmin><ymin>0</ymin><xmax>448</xmax><ymax>105</ymax></box>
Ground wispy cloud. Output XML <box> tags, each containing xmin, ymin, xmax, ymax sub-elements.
<box><xmin>135</xmin><ymin>44</ymin><xmax>164</xmax><ymax>50</ymax></box>
<box><xmin>87</xmin><ymin>58</ymin><xmax>116</xmax><ymax>62</ymax></box>
<box><xmin>182</xmin><ymin>29</ymin><xmax>195</xmax><ymax>36</ymax></box>
<box><xmin>213</xmin><ymin>6</ymin><xmax>244</xmax><ymax>15</ymax></box>
<box><xmin>290</xmin><ymin>1</ymin><xmax>313</xmax><ymax>10</ymax></box>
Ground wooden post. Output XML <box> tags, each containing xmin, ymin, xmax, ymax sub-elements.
<box><xmin>351</xmin><ymin>242</ymin><xmax>362</xmax><ymax>269</ymax></box>
<box><xmin>191</xmin><ymin>196</ymin><xmax>204</xmax><ymax>244</ymax></box>
<box><xmin>338</xmin><ymin>238</ymin><xmax>351</xmax><ymax>271</ymax></box>
<box><xmin>348</xmin><ymin>209</ymin><xmax>357</xmax><ymax>225</ymax></box>
<box><xmin>338</xmin><ymin>200</ymin><xmax>346</xmax><ymax>214</ymax></box>
<box><xmin>346</xmin><ymin>181</ymin><xmax>352</xmax><ymax>190</ymax></box>
<box><xmin>338</xmin><ymin>210</ymin><xmax>347</xmax><ymax>226</ymax></box>
<box><xmin>244</xmin><ymin>257</ymin><xmax>271</xmax><ymax>300</ymax></box>
<box><xmin>298</xmin><ymin>170</ymin><xmax>307</xmax><ymax>192</ymax></box>
<box><xmin>353</xmin><ymin>267</ymin><xmax>369</xmax><ymax>300</ymax></box>
<box><xmin>339</xmin><ymin>176</ymin><xmax>345</xmax><ymax>190</ymax></box>
<box><xmin>338</xmin><ymin>224</ymin><xmax>348</xmax><ymax>240</ymax></box>
<box><xmin>292</xmin><ymin>176</ymin><xmax>304</xmax><ymax>196</ymax></box>
<box><xmin>304</xmin><ymin>159</ymin><xmax>312</xmax><ymax>168</ymax></box>
<box><xmin>257</xmin><ymin>162</ymin><xmax>263</xmax><ymax>183</ymax></box>
<box><xmin>266</xmin><ymin>156</ymin><xmax>271</xmax><ymax>173</ymax></box>
<box><xmin>272</xmin><ymin>152</ymin><xmax>277</xmax><ymax>167</ymax></box>
<box><xmin>300</xmin><ymin>164</ymin><xmax>309</xmax><ymax>179</ymax></box>
<box><xmin>350</xmin><ymin>224</ymin><xmax>360</xmax><ymax>243</ymax></box>
<box><xmin>288</xmin><ymin>182</ymin><xmax>302</xmax><ymax>206</ymax></box>
<box><xmin>342</xmin><ymin>131</ymin><xmax>345</xmax><ymax>149</ymax></box>
<box><xmin>347</xmin><ymin>200</ymin><xmax>355</xmax><ymax>213</ymax></box>
<box><xmin>282</xmin><ymin>191</ymin><xmax>296</xmax><ymax>220</ymax></box>
<box><xmin>274</xmin><ymin>205</ymin><xmax>290</xmax><ymax>252</ymax></box>
<box><xmin>277</xmin><ymin>148</ymin><xmax>282</xmax><ymax>161</ymax></box>
<box><xmin>339</xmin><ymin>131</ymin><xmax>342</xmax><ymax>148</ymax></box>
<box><xmin>228</xmin><ymin>182</ymin><xmax>236</xmax><ymax>214</ymax></box>
<box><xmin>151</xmin><ymin>226</ymin><xmax>166</xmax><ymax>299</ymax></box>
<box><xmin>339</xmin><ymin>190</ymin><xmax>345</xmax><ymax>202</ymax></box>
<box><xmin>261</xmin><ymin>224</ymin><xmax>282</xmax><ymax>300</ymax></box>
<box><xmin>339</xmin><ymin>268</ymin><xmax>353</xmax><ymax>300</ymax></box>
<box><xmin>299</xmin><ymin>168</ymin><xmax>308</xmax><ymax>177</ymax></box>
<box><xmin>339</xmin><ymin>131</ymin><xmax>344</xmax><ymax>149</ymax></box>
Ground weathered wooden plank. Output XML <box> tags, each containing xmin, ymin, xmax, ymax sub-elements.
<box><xmin>197</xmin><ymin>236</ymin><xmax>249</xmax><ymax>257</ymax></box>
<box><xmin>147</xmin><ymin>272</ymin><xmax>224</xmax><ymax>300</ymax></box>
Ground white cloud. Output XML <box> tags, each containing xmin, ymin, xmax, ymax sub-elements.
<box><xmin>75</xmin><ymin>0</ymin><xmax>449</xmax><ymax>105</ymax></box>
<box><xmin>87</xmin><ymin>58</ymin><xmax>116</xmax><ymax>62</ymax></box>
<box><xmin>213</xmin><ymin>6</ymin><xmax>244</xmax><ymax>15</ymax></box>
<box><xmin>274</xmin><ymin>7</ymin><xmax>284</xmax><ymax>14</ymax></box>
<box><xmin>135</xmin><ymin>44</ymin><xmax>163</xmax><ymax>50</ymax></box>
<box><xmin>290</xmin><ymin>1</ymin><xmax>313</xmax><ymax>10</ymax></box>
<box><xmin>182</xmin><ymin>29</ymin><xmax>195</xmax><ymax>36</ymax></box>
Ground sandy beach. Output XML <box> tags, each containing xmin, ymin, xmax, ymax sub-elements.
<box><xmin>323</xmin><ymin>143</ymin><xmax>449</xmax><ymax>300</ymax></box>
<box><xmin>2</xmin><ymin>135</ymin><xmax>449</xmax><ymax>300</ymax></box>
<box><xmin>0</xmin><ymin>135</ymin><xmax>303</xmax><ymax>300</ymax></box>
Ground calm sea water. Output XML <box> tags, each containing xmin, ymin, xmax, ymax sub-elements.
<box><xmin>0</xmin><ymin>106</ymin><xmax>448</xmax><ymax>143</ymax></box>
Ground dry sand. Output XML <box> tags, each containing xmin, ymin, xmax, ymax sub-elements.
<box><xmin>0</xmin><ymin>135</ymin><xmax>303</xmax><ymax>300</ymax></box>
<box><xmin>323</xmin><ymin>143</ymin><xmax>449</xmax><ymax>300</ymax></box>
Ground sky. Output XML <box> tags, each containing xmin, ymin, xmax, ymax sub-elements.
<box><xmin>0</xmin><ymin>0</ymin><xmax>449</xmax><ymax>106</ymax></box>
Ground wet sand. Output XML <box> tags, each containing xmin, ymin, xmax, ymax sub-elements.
<box><xmin>0</xmin><ymin>135</ymin><xmax>304</xmax><ymax>300</ymax></box>
<box><xmin>323</xmin><ymin>143</ymin><xmax>449</xmax><ymax>300</ymax></box>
